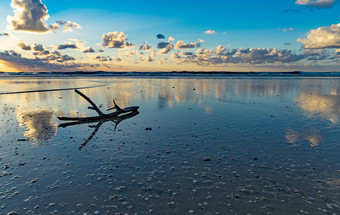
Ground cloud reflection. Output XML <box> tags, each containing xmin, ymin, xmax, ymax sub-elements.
<box><xmin>17</xmin><ymin>109</ymin><xmax>57</xmax><ymax>144</ymax></box>
<box><xmin>285</xmin><ymin>129</ymin><xmax>322</xmax><ymax>147</ymax></box>
<box><xmin>297</xmin><ymin>92</ymin><xmax>340</xmax><ymax>124</ymax></box>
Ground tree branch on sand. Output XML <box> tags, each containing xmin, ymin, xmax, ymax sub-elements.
<box><xmin>57</xmin><ymin>89</ymin><xmax>139</xmax><ymax>150</ymax></box>
<box><xmin>58</xmin><ymin>89</ymin><xmax>139</xmax><ymax>121</ymax></box>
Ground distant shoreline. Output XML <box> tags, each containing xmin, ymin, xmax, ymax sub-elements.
<box><xmin>1</xmin><ymin>71</ymin><xmax>340</xmax><ymax>77</ymax></box>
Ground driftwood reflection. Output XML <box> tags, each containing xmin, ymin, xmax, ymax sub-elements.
<box><xmin>59</xmin><ymin>110</ymin><xmax>139</xmax><ymax>150</ymax></box>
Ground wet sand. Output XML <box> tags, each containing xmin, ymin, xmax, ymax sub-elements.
<box><xmin>0</xmin><ymin>77</ymin><xmax>339</xmax><ymax>214</ymax></box>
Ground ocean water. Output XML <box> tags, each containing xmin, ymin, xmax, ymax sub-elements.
<box><xmin>0</xmin><ymin>76</ymin><xmax>339</xmax><ymax>214</ymax></box>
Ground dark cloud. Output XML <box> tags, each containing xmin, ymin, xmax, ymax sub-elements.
<box><xmin>304</xmin><ymin>49</ymin><xmax>330</xmax><ymax>61</ymax></box>
<box><xmin>157</xmin><ymin>42</ymin><xmax>170</xmax><ymax>49</ymax></box>
<box><xmin>0</xmin><ymin>50</ymin><xmax>82</xmax><ymax>71</ymax></box>
<box><xmin>156</xmin><ymin>34</ymin><xmax>165</xmax><ymax>39</ymax></box>
<box><xmin>57</xmin><ymin>43</ymin><xmax>78</xmax><ymax>50</ymax></box>
<box><xmin>174</xmin><ymin>41</ymin><xmax>201</xmax><ymax>49</ymax></box>
<box><xmin>54</xmin><ymin>20</ymin><xmax>80</xmax><ymax>32</ymax></box>
<box><xmin>89</xmin><ymin>54</ymin><xmax>112</xmax><ymax>62</ymax></box>
<box><xmin>17</xmin><ymin>41</ymin><xmax>31</xmax><ymax>51</ymax></box>
<box><xmin>33</xmin><ymin>50</ymin><xmax>50</xmax><ymax>56</ymax></box>
<box><xmin>33</xmin><ymin>43</ymin><xmax>46</xmax><ymax>51</ymax></box>
<box><xmin>17</xmin><ymin>41</ymin><xmax>50</xmax><ymax>55</ymax></box>
<box><xmin>82</xmin><ymin>47</ymin><xmax>95</xmax><ymax>53</ymax></box>
<box><xmin>284</xmin><ymin>42</ymin><xmax>292</xmax><ymax>46</ymax></box>
<box><xmin>102</xmin><ymin>32</ymin><xmax>134</xmax><ymax>49</ymax></box>
<box><xmin>158</xmin><ymin>37</ymin><xmax>175</xmax><ymax>54</ymax></box>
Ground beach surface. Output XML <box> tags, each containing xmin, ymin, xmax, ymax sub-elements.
<box><xmin>0</xmin><ymin>76</ymin><xmax>339</xmax><ymax>214</ymax></box>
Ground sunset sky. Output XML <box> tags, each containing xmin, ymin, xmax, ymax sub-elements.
<box><xmin>0</xmin><ymin>0</ymin><xmax>339</xmax><ymax>72</ymax></box>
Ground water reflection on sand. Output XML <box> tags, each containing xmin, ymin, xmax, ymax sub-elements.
<box><xmin>0</xmin><ymin>77</ymin><xmax>339</xmax><ymax>214</ymax></box>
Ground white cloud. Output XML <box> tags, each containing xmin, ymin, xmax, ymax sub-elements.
<box><xmin>102</xmin><ymin>32</ymin><xmax>133</xmax><ymax>49</ymax></box>
<box><xmin>298</xmin><ymin>23</ymin><xmax>340</xmax><ymax>49</ymax></box>
<box><xmin>204</xmin><ymin>30</ymin><xmax>216</xmax><ymax>34</ymax></box>
<box><xmin>295</xmin><ymin>0</ymin><xmax>335</xmax><ymax>8</ymax></box>
<box><xmin>7</xmin><ymin>0</ymin><xmax>80</xmax><ymax>33</ymax></box>
<box><xmin>174</xmin><ymin>47</ymin><xmax>308</xmax><ymax>65</ymax></box>
<box><xmin>7</xmin><ymin>0</ymin><xmax>50</xmax><ymax>32</ymax></box>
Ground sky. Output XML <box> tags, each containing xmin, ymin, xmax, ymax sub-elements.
<box><xmin>0</xmin><ymin>0</ymin><xmax>339</xmax><ymax>72</ymax></box>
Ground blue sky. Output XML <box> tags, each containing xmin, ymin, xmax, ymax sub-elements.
<box><xmin>0</xmin><ymin>0</ymin><xmax>339</xmax><ymax>72</ymax></box>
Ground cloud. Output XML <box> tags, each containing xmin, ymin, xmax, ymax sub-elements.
<box><xmin>280</xmin><ymin>28</ymin><xmax>295</xmax><ymax>32</ymax></box>
<box><xmin>174</xmin><ymin>46</ymin><xmax>308</xmax><ymax>65</ymax></box>
<box><xmin>284</xmin><ymin>42</ymin><xmax>292</xmax><ymax>46</ymax></box>
<box><xmin>304</xmin><ymin>48</ymin><xmax>330</xmax><ymax>61</ymax></box>
<box><xmin>82</xmin><ymin>47</ymin><xmax>95</xmax><ymax>53</ymax></box>
<box><xmin>54</xmin><ymin>20</ymin><xmax>80</xmax><ymax>32</ymax></box>
<box><xmin>156</xmin><ymin>34</ymin><xmax>165</xmax><ymax>39</ymax></box>
<box><xmin>157</xmin><ymin>42</ymin><xmax>171</xmax><ymax>49</ymax></box>
<box><xmin>0</xmin><ymin>50</ymin><xmax>82</xmax><ymax>71</ymax></box>
<box><xmin>295</xmin><ymin>0</ymin><xmax>335</xmax><ymax>8</ymax></box>
<box><xmin>7</xmin><ymin>0</ymin><xmax>50</xmax><ymax>32</ymax></box>
<box><xmin>17</xmin><ymin>40</ymin><xmax>32</xmax><ymax>50</ymax></box>
<box><xmin>146</xmin><ymin>56</ymin><xmax>152</xmax><ymax>62</ymax></box>
<box><xmin>33</xmin><ymin>43</ymin><xmax>46</xmax><ymax>51</ymax></box>
<box><xmin>7</xmin><ymin>0</ymin><xmax>80</xmax><ymax>33</ymax></box>
<box><xmin>297</xmin><ymin>23</ymin><xmax>340</xmax><ymax>49</ymax></box>
<box><xmin>157</xmin><ymin>37</ymin><xmax>175</xmax><ymax>54</ymax></box>
<box><xmin>215</xmin><ymin>45</ymin><xmax>237</xmax><ymax>56</ymax></box>
<box><xmin>138</xmin><ymin>44</ymin><xmax>153</xmax><ymax>51</ymax></box>
<box><xmin>56</xmin><ymin>43</ymin><xmax>78</xmax><ymax>50</ymax></box>
<box><xmin>102</xmin><ymin>32</ymin><xmax>134</xmax><ymax>49</ymax></box>
<box><xmin>89</xmin><ymin>54</ymin><xmax>112</xmax><ymax>62</ymax></box>
<box><xmin>126</xmin><ymin>50</ymin><xmax>138</xmax><ymax>56</ymax></box>
<box><xmin>204</xmin><ymin>30</ymin><xmax>216</xmax><ymax>34</ymax></box>
<box><xmin>174</xmin><ymin>40</ymin><xmax>201</xmax><ymax>49</ymax></box>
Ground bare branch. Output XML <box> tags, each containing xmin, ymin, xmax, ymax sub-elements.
<box><xmin>75</xmin><ymin>89</ymin><xmax>104</xmax><ymax>116</ymax></box>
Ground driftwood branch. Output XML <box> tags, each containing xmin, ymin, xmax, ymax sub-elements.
<box><xmin>58</xmin><ymin>106</ymin><xmax>139</xmax><ymax>150</ymax></box>
<box><xmin>75</xmin><ymin>89</ymin><xmax>104</xmax><ymax>116</ymax></box>
<box><xmin>58</xmin><ymin>89</ymin><xmax>139</xmax><ymax>121</ymax></box>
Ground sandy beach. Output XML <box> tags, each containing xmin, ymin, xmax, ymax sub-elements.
<box><xmin>0</xmin><ymin>76</ymin><xmax>339</xmax><ymax>215</ymax></box>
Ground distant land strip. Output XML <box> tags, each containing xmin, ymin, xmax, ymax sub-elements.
<box><xmin>1</xmin><ymin>71</ymin><xmax>340</xmax><ymax>77</ymax></box>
